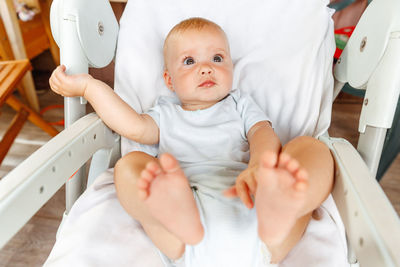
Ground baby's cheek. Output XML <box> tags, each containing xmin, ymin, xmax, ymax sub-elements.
<box><xmin>221</xmin><ymin>67</ymin><xmax>233</xmax><ymax>80</ymax></box>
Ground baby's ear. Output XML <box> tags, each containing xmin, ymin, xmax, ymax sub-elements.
<box><xmin>163</xmin><ymin>70</ymin><xmax>174</xmax><ymax>92</ymax></box>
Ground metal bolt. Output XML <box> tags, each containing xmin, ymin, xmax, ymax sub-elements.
<box><xmin>364</xmin><ymin>98</ymin><xmax>368</xmax><ymax>106</ymax></box>
<box><xmin>360</xmin><ymin>37</ymin><xmax>367</xmax><ymax>52</ymax></box>
<box><xmin>98</xmin><ymin>21</ymin><xmax>104</xmax><ymax>36</ymax></box>
<box><xmin>337</xmin><ymin>57</ymin><xmax>341</xmax><ymax>64</ymax></box>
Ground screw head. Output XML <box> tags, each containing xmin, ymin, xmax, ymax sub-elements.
<box><xmin>364</xmin><ymin>98</ymin><xmax>368</xmax><ymax>106</ymax></box>
<box><xmin>360</xmin><ymin>37</ymin><xmax>367</xmax><ymax>52</ymax></box>
<box><xmin>98</xmin><ymin>21</ymin><xmax>104</xmax><ymax>36</ymax></box>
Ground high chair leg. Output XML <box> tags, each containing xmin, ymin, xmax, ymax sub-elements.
<box><xmin>0</xmin><ymin>108</ymin><xmax>29</xmax><ymax>164</ymax></box>
<box><xmin>6</xmin><ymin>94</ymin><xmax>59</xmax><ymax>137</ymax></box>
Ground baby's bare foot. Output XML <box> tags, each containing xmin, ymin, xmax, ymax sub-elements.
<box><xmin>255</xmin><ymin>152</ymin><xmax>309</xmax><ymax>246</ymax></box>
<box><xmin>138</xmin><ymin>153</ymin><xmax>204</xmax><ymax>245</ymax></box>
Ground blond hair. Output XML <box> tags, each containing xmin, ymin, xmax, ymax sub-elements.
<box><xmin>163</xmin><ymin>18</ymin><xmax>226</xmax><ymax>68</ymax></box>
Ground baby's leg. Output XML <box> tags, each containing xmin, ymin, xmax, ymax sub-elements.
<box><xmin>255</xmin><ymin>136</ymin><xmax>334</xmax><ymax>263</ymax></box>
<box><xmin>114</xmin><ymin>152</ymin><xmax>203</xmax><ymax>260</ymax></box>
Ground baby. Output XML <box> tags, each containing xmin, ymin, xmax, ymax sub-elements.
<box><xmin>50</xmin><ymin>18</ymin><xmax>334</xmax><ymax>265</ymax></box>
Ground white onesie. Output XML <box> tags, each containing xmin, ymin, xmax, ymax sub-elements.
<box><xmin>146</xmin><ymin>89</ymin><xmax>275</xmax><ymax>267</ymax></box>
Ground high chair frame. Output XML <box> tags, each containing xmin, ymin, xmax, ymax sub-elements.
<box><xmin>0</xmin><ymin>0</ymin><xmax>400</xmax><ymax>266</ymax></box>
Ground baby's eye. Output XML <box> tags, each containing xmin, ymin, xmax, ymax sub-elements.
<box><xmin>183</xmin><ymin>57</ymin><xmax>195</xmax><ymax>65</ymax></box>
<box><xmin>213</xmin><ymin>55</ymin><xmax>223</xmax><ymax>63</ymax></box>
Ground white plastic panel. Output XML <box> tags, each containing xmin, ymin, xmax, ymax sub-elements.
<box><xmin>50</xmin><ymin>0</ymin><xmax>62</xmax><ymax>45</ymax></box>
<box><xmin>334</xmin><ymin>0</ymin><xmax>400</xmax><ymax>88</ymax></box>
<box><xmin>50</xmin><ymin>0</ymin><xmax>119</xmax><ymax>68</ymax></box>
<box><xmin>358</xmin><ymin>34</ymin><xmax>400</xmax><ymax>133</ymax></box>
<box><xmin>75</xmin><ymin>0</ymin><xmax>119</xmax><ymax>68</ymax></box>
<box><xmin>321</xmin><ymin>136</ymin><xmax>400</xmax><ymax>267</ymax></box>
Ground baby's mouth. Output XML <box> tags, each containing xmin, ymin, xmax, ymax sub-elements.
<box><xmin>198</xmin><ymin>80</ymin><xmax>216</xmax><ymax>88</ymax></box>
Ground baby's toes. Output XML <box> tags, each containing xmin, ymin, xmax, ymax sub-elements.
<box><xmin>293</xmin><ymin>169</ymin><xmax>309</xmax><ymax>193</ymax></box>
<box><xmin>294</xmin><ymin>178</ymin><xmax>308</xmax><ymax>193</ymax></box>
<box><xmin>295</xmin><ymin>168</ymin><xmax>308</xmax><ymax>181</ymax></box>
<box><xmin>137</xmin><ymin>188</ymin><xmax>149</xmax><ymax>200</ymax></box>
<box><xmin>137</xmin><ymin>177</ymin><xmax>150</xmax><ymax>189</ymax></box>
<box><xmin>140</xmin><ymin>168</ymin><xmax>155</xmax><ymax>183</ymax></box>
<box><xmin>277</xmin><ymin>153</ymin><xmax>291</xmax><ymax>168</ymax></box>
<box><xmin>294</xmin><ymin>181</ymin><xmax>308</xmax><ymax>194</ymax></box>
<box><xmin>159</xmin><ymin>153</ymin><xmax>181</xmax><ymax>174</ymax></box>
<box><xmin>145</xmin><ymin>161</ymin><xmax>162</xmax><ymax>177</ymax></box>
<box><xmin>260</xmin><ymin>151</ymin><xmax>278</xmax><ymax>168</ymax></box>
<box><xmin>137</xmin><ymin>175</ymin><xmax>151</xmax><ymax>200</ymax></box>
<box><xmin>286</xmin><ymin>158</ymin><xmax>300</xmax><ymax>174</ymax></box>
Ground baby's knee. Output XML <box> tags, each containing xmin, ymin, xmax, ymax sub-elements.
<box><xmin>286</xmin><ymin>136</ymin><xmax>330</xmax><ymax>154</ymax></box>
<box><xmin>115</xmin><ymin>155</ymin><xmax>131</xmax><ymax>176</ymax></box>
<box><xmin>114</xmin><ymin>151</ymin><xmax>157</xmax><ymax>182</ymax></box>
<box><xmin>291</xmin><ymin>135</ymin><xmax>318</xmax><ymax>146</ymax></box>
<box><xmin>283</xmin><ymin>136</ymin><xmax>334</xmax><ymax>169</ymax></box>
<box><xmin>114</xmin><ymin>152</ymin><xmax>146</xmax><ymax>183</ymax></box>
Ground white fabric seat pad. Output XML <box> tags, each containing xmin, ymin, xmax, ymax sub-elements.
<box><xmin>45</xmin><ymin>170</ymin><xmax>348</xmax><ymax>266</ymax></box>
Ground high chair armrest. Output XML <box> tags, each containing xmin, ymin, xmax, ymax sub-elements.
<box><xmin>0</xmin><ymin>113</ymin><xmax>119</xmax><ymax>249</ymax></box>
<box><xmin>321</xmin><ymin>136</ymin><xmax>400</xmax><ymax>267</ymax></box>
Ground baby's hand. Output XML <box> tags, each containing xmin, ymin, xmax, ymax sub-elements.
<box><xmin>223</xmin><ymin>164</ymin><xmax>257</xmax><ymax>209</ymax></box>
<box><xmin>49</xmin><ymin>65</ymin><xmax>93</xmax><ymax>98</ymax></box>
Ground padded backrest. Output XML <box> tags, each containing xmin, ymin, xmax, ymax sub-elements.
<box><xmin>114</xmin><ymin>0</ymin><xmax>335</xmax><ymax>156</ymax></box>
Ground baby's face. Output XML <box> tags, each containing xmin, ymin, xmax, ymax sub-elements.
<box><xmin>163</xmin><ymin>27</ymin><xmax>233</xmax><ymax>110</ymax></box>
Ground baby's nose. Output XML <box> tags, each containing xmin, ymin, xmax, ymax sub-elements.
<box><xmin>200</xmin><ymin>64</ymin><xmax>213</xmax><ymax>75</ymax></box>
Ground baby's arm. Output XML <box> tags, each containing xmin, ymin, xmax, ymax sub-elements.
<box><xmin>50</xmin><ymin>65</ymin><xmax>159</xmax><ymax>145</ymax></box>
<box><xmin>247</xmin><ymin>121</ymin><xmax>281</xmax><ymax>168</ymax></box>
<box><xmin>224</xmin><ymin>121</ymin><xmax>281</xmax><ymax>208</ymax></box>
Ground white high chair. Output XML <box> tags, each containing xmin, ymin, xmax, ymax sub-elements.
<box><xmin>0</xmin><ymin>0</ymin><xmax>400</xmax><ymax>266</ymax></box>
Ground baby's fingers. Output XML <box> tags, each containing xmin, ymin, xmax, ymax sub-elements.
<box><xmin>236</xmin><ymin>171</ymin><xmax>257</xmax><ymax>195</ymax></box>
<box><xmin>49</xmin><ymin>71</ymin><xmax>61</xmax><ymax>93</ymax></box>
<box><xmin>223</xmin><ymin>186</ymin><xmax>238</xmax><ymax>198</ymax></box>
<box><xmin>236</xmin><ymin>180</ymin><xmax>253</xmax><ymax>209</ymax></box>
<box><xmin>49</xmin><ymin>65</ymin><xmax>86</xmax><ymax>97</ymax></box>
<box><xmin>245</xmin><ymin>175</ymin><xmax>257</xmax><ymax>195</ymax></box>
<box><xmin>54</xmin><ymin>65</ymin><xmax>68</xmax><ymax>82</ymax></box>
<box><xmin>50</xmin><ymin>77</ymin><xmax>65</xmax><ymax>97</ymax></box>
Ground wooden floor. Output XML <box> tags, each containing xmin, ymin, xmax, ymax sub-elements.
<box><xmin>0</xmin><ymin>56</ymin><xmax>399</xmax><ymax>266</ymax></box>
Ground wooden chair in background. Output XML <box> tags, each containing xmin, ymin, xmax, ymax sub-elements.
<box><xmin>0</xmin><ymin>59</ymin><xmax>58</xmax><ymax>165</ymax></box>
<box><xmin>0</xmin><ymin>0</ymin><xmax>59</xmax><ymax>112</ymax></box>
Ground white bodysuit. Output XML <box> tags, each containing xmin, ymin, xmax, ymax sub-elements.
<box><xmin>146</xmin><ymin>89</ymin><xmax>274</xmax><ymax>267</ymax></box>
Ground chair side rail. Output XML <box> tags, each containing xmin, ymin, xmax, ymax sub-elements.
<box><xmin>0</xmin><ymin>113</ymin><xmax>115</xmax><ymax>249</ymax></box>
<box><xmin>322</xmin><ymin>136</ymin><xmax>400</xmax><ymax>267</ymax></box>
